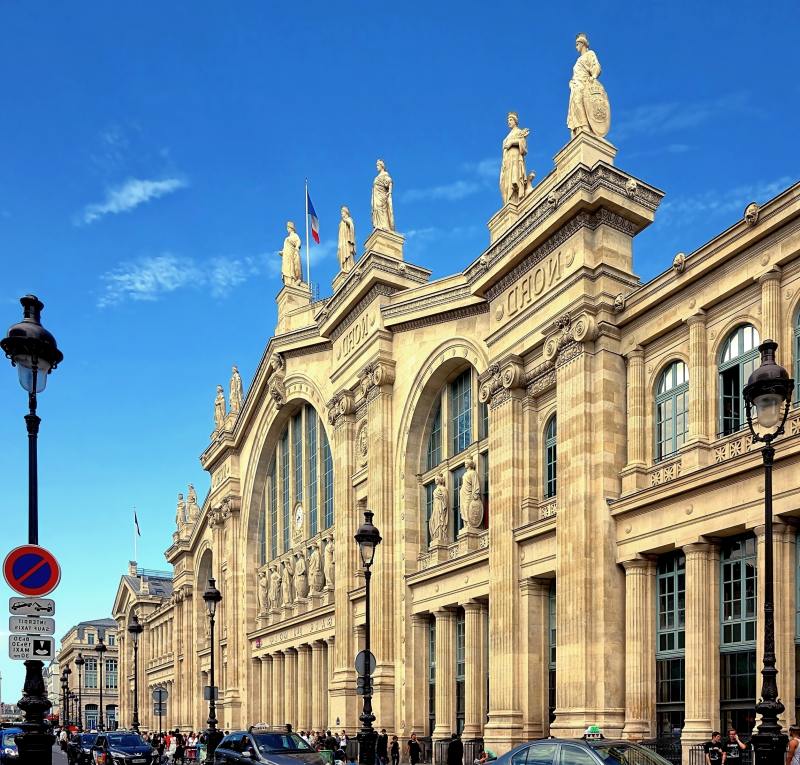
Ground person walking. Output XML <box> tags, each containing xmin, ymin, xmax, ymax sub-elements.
<box><xmin>376</xmin><ymin>729</ymin><xmax>389</xmax><ymax>765</ymax></box>
<box><xmin>447</xmin><ymin>734</ymin><xmax>464</xmax><ymax>765</ymax></box>
<box><xmin>408</xmin><ymin>733</ymin><xmax>422</xmax><ymax>765</ymax></box>
<box><xmin>704</xmin><ymin>732</ymin><xmax>726</xmax><ymax>765</ymax></box>
<box><xmin>724</xmin><ymin>728</ymin><xmax>747</xmax><ymax>765</ymax></box>
<box><xmin>390</xmin><ymin>736</ymin><xmax>400</xmax><ymax>765</ymax></box>
<box><xmin>173</xmin><ymin>729</ymin><xmax>186</xmax><ymax>764</ymax></box>
<box><xmin>787</xmin><ymin>726</ymin><xmax>800</xmax><ymax>765</ymax></box>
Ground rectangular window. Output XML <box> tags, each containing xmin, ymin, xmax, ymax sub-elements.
<box><xmin>322</xmin><ymin>428</ymin><xmax>334</xmax><ymax>529</ymax></box>
<box><xmin>455</xmin><ymin>609</ymin><xmax>465</xmax><ymax>735</ymax></box>
<box><xmin>258</xmin><ymin>497</ymin><xmax>267</xmax><ymax>566</ymax></box>
<box><xmin>428</xmin><ymin>617</ymin><xmax>436</xmax><ymax>738</ymax></box>
<box><xmin>450</xmin><ymin>370</ymin><xmax>472</xmax><ymax>456</ymax></box>
<box><xmin>85</xmin><ymin>705</ymin><xmax>98</xmax><ymax>729</ymax></box>
<box><xmin>427</xmin><ymin>404</ymin><xmax>441</xmax><ymax>470</ymax></box>
<box><xmin>281</xmin><ymin>429</ymin><xmax>290</xmax><ymax>552</ymax></box>
<box><xmin>656</xmin><ymin>657</ymin><xmax>686</xmax><ymax>738</ymax></box>
<box><xmin>721</xmin><ymin>536</ymin><xmax>757</xmax><ymax>647</ymax></box>
<box><xmin>269</xmin><ymin>457</ymin><xmax>278</xmax><ymax>560</ymax></box>
<box><xmin>87</xmin><ymin>633</ymin><xmax>95</xmax><ymax>645</ymax></box>
<box><xmin>479</xmin><ymin>400</ymin><xmax>489</xmax><ymax>441</ymax></box>
<box><xmin>451</xmin><ymin>465</ymin><xmax>466</xmax><ymax>540</ymax></box>
<box><xmin>84</xmin><ymin>658</ymin><xmax>98</xmax><ymax>689</ymax></box>
<box><xmin>720</xmin><ymin>366</ymin><xmax>742</xmax><ymax>436</ymax></box>
<box><xmin>307</xmin><ymin>409</ymin><xmax>318</xmax><ymax>537</ymax></box>
<box><xmin>293</xmin><ymin>413</ymin><xmax>303</xmax><ymax>503</ymax></box>
<box><xmin>480</xmin><ymin>452</ymin><xmax>489</xmax><ymax>528</ymax></box>
<box><xmin>720</xmin><ymin>650</ymin><xmax>757</xmax><ymax>734</ymax></box>
<box><xmin>657</xmin><ymin>553</ymin><xmax>686</xmax><ymax>654</ymax></box>
<box><xmin>105</xmin><ymin>659</ymin><xmax>118</xmax><ymax>689</ymax></box>
<box><xmin>424</xmin><ymin>482</ymin><xmax>435</xmax><ymax>546</ymax></box>
<box><xmin>548</xmin><ymin>581</ymin><xmax>556</xmax><ymax>724</ymax></box>
<box><xmin>107</xmin><ymin>634</ymin><xmax>115</xmax><ymax>647</ymax></box>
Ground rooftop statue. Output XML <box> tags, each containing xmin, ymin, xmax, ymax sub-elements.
<box><xmin>337</xmin><ymin>206</ymin><xmax>356</xmax><ymax>273</ymax></box>
<box><xmin>213</xmin><ymin>385</ymin><xmax>226</xmax><ymax>431</ymax></box>
<box><xmin>279</xmin><ymin>221</ymin><xmax>302</xmax><ymax>287</ymax></box>
<box><xmin>567</xmin><ymin>33</ymin><xmax>611</xmax><ymax>139</ymax></box>
<box><xmin>229</xmin><ymin>365</ymin><xmax>243</xmax><ymax>415</ymax></box>
<box><xmin>175</xmin><ymin>492</ymin><xmax>186</xmax><ymax>528</ymax></box>
<box><xmin>500</xmin><ymin>112</ymin><xmax>535</xmax><ymax>205</ymax></box>
<box><xmin>186</xmin><ymin>483</ymin><xmax>200</xmax><ymax>521</ymax></box>
<box><xmin>371</xmin><ymin>159</ymin><xmax>395</xmax><ymax>232</ymax></box>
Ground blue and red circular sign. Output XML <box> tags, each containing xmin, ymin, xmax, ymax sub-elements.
<box><xmin>3</xmin><ymin>545</ymin><xmax>61</xmax><ymax>597</ymax></box>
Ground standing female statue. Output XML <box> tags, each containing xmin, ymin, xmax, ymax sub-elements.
<box><xmin>308</xmin><ymin>545</ymin><xmax>324</xmax><ymax>594</ymax></box>
<box><xmin>567</xmin><ymin>33</ymin><xmax>611</xmax><ymax>138</ymax></box>
<box><xmin>268</xmin><ymin>565</ymin><xmax>281</xmax><ymax>610</ymax></box>
<box><xmin>278</xmin><ymin>221</ymin><xmax>302</xmax><ymax>286</ymax></box>
<box><xmin>371</xmin><ymin>159</ymin><xmax>395</xmax><ymax>231</ymax></box>
<box><xmin>323</xmin><ymin>540</ymin><xmax>335</xmax><ymax>587</ymax></box>
<box><xmin>500</xmin><ymin>112</ymin><xmax>534</xmax><ymax>205</ymax></box>
<box><xmin>459</xmin><ymin>458</ymin><xmax>485</xmax><ymax>530</ymax></box>
<box><xmin>337</xmin><ymin>206</ymin><xmax>356</xmax><ymax>272</ymax></box>
<box><xmin>213</xmin><ymin>385</ymin><xmax>226</xmax><ymax>430</ymax></box>
<box><xmin>281</xmin><ymin>558</ymin><xmax>293</xmax><ymax>605</ymax></box>
<box><xmin>429</xmin><ymin>473</ymin><xmax>449</xmax><ymax>546</ymax></box>
<box><xmin>294</xmin><ymin>552</ymin><xmax>309</xmax><ymax>599</ymax></box>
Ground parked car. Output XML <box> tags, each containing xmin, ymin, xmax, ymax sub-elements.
<box><xmin>0</xmin><ymin>727</ymin><xmax>22</xmax><ymax>761</ymax></box>
<box><xmin>213</xmin><ymin>729</ymin><xmax>326</xmax><ymax>765</ymax></box>
<box><xmin>68</xmin><ymin>732</ymin><xmax>99</xmax><ymax>764</ymax></box>
<box><xmin>90</xmin><ymin>731</ymin><xmax>157</xmax><ymax>764</ymax></box>
<box><xmin>496</xmin><ymin>738</ymin><xmax>673</xmax><ymax>765</ymax></box>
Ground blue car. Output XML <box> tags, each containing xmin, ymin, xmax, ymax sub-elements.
<box><xmin>0</xmin><ymin>727</ymin><xmax>22</xmax><ymax>761</ymax></box>
<box><xmin>495</xmin><ymin>738</ymin><xmax>671</xmax><ymax>765</ymax></box>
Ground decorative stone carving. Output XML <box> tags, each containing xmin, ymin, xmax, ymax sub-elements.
<box><xmin>649</xmin><ymin>459</ymin><xmax>682</xmax><ymax>486</ymax></box>
<box><xmin>294</xmin><ymin>552</ymin><xmax>309</xmax><ymax>599</ymax></box>
<box><xmin>229</xmin><ymin>365</ymin><xmax>243</xmax><ymax>415</ymax></box>
<box><xmin>281</xmin><ymin>558</ymin><xmax>293</xmax><ymax>606</ymax></box>
<box><xmin>613</xmin><ymin>293</ymin><xmax>625</xmax><ymax>313</ymax></box>
<box><xmin>175</xmin><ymin>492</ymin><xmax>187</xmax><ymax>528</ymax></box>
<box><xmin>268</xmin><ymin>565</ymin><xmax>281</xmax><ymax>610</ymax></box>
<box><xmin>428</xmin><ymin>473</ymin><xmax>449</xmax><ymax>547</ymax></box>
<box><xmin>308</xmin><ymin>544</ymin><xmax>324</xmax><ymax>594</ymax></box>
<box><xmin>326</xmin><ymin>389</ymin><xmax>355</xmax><ymax>426</ymax></box>
<box><xmin>672</xmin><ymin>252</ymin><xmax>686</xmax><ymax>274</ymax></box>
<box><xmin>459</xmin><ymin>458</ymin><xmax>484</xmax><ymax>530</ymax></box>
<box><xmin>744</xmin><ymin>202</ymin><xmax>760</xmax><ymax>227</ymax></box>
<box><xmin>359</xmin><ymin>361</ymin><xmax>395</xmax><ymax>400</ymax></box>
<box><xmin>542</xmin><ymin>311</ymin><xmax>597</xmax><ymax>368</ymax></box>
<box><xmin>279</xmin><ymin>221</ymin><xmax>302</xmax><ymax>286</ymax></box>
<box><xmin>479</xmin><ymin>357</ymin><xmax>524</xmax><ymax>408</ymax></box>
<box><xmin>213</xmin><ymin>385</ymin><xmax>226</xmax><ymax>431</ymax></box>
<box><xmin>186</xmin><ymin>484</ymin><xmax>200</xmax><ymax>522</ymax></box>
<box><xmin>256</xmin><ymin>569</ymin><xmax>267</xmax><ymax>614</ymax></box>
<box><xmin>546</xmin><ymin>190</ymin><xmax>559</xmax><ymax>208</ymax></box>
<box><xmin>567</xmin><ymin>32</ymin><xmax>610</xmax><ymax>138</ymax></box>
<box><xmin>371</xmin><ymin>159</ymin><xmax>395</xmax><ymax>232</ymax></box>
<box><xmin>357</xmin><ymin>420</ymin><xmax>369</xmax><ymax>467</ymax></box>
<box><xmin>625</xmin><ymin>178</ymin><xmax>638</xmax><ymax>197</ymax></box>
<box><xmin>323</xmin><ymin>539</ymin><xmax>335</xmax><ymax>587</ymax></box>
<box><xmin>500</xmin><ymin>112</ymin><xmax>535</xmax><ymax>205</ymax></box>
<box><xmin>338</xmin><ymin>206</ymin><xmax>356</xmax><ymax>273</ymax></box>
<box><xmin>267</xmin><ymin>353</ymin><xmax>286</xmax><ymax>410</ymax></box>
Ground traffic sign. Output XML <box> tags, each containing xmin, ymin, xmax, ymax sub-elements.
<box><xmin>9</xmin><ymin>596</ymin><xmax>55</xmax><ymax>616</ymax></box>
<box><xmin>3</xmin><ymin>545</ymin><xmax>61</xmax><ymax>597</ymax></box>
<box><xmin>9</xmin><ymin>615</ymin><xmax>55</xmax><ymax>635</ymax></box>
<box><xmin>354</xmin><ymin>649</ymin><xmax>376</xmax><ymax>676</ymax></box>
<box><xmin>8</xmin><ymin>634</ymin><xmax>55</xmax><ymax>660</ymax></box>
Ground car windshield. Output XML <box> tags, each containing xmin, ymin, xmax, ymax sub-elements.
<box><xmin>81</xmin><ymin>735</ymin><xmax>97</xmax><ymax>745</ymax></box>
<box><xmin>107</xmin><ymin>734</ymin><xmax>146</xmax><ymax>747</ymax></box>
<box><xmin>2</xmin><ymin>732</ymin><xmax>18</xmax><ymax>747</ymax></box>
<box><xmin>591</xmin><ymin>744</ymin><xmax>668</xmax><ymax>765</ymax></box>
<box><xmin>254</xmin><ymin>733</ymin><xmax>313</xmax><ymax>752</ymax></box>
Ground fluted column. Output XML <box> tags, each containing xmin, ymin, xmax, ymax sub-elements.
<box><xmin>622</xmin><ymin>558</ymin><xmax>656</xmax><ymax>739</ymax></box>
<box><xmin>686</xmin><ymin>312</ymin><xmax>709</xmax><ymax>445</ymax></box>
<box><xmin>520</xmin><ymin>579</ymin><xmax>550</xmax><ymax>740</ymax></box>
<box><xmin>759</xmin><ymin>268</ymin><xmax>783</xmax><ymax>343</ymax></box>
<box><xmin>298</xmin><ymin>645</ymin><xmax>312</xmax><ymax>731</ymax></box>
<box><xmin>249</xmin><ymin>658</ymin><xmax>262</xmax><ymax>726</ymax></box>
<box><xmin>311</xmin><ymin>641</ymin><xmax>327</xmax><ymax>730</ymax></box>
<box><xmin>432</xmin><ymin>608</ymin><xmax>457</xmax><ymax>743</ymax></box>
<box><xmin>409</xmin><ymin>614</ymin><xmax>430</xmax><ymax>738</ymax></box>
<box><xmin>272</xmin><ymin>652</ymin><xmax>285</xmax><ymax>728</ymax></box>
<box><xmin>260</xmin><ymin>656</ymin><xmax>272</xmax><ymax>726</ymax></box>
<box><xmin>682</xmin><ymin>542</ymin><xmax>720</xmax><ymax>757</ymax></box>
<box><xmin>285</xmin><ymin>648</ymin><xmax>298</xmax><ymax>727</ymax></box>
<box><xmin>755</xmin><ymin>521</ymin><xmax>795</xmax><ymax>729</ymax></box>
<box><xmin>622</xmin><ymin>347</ymin><xmax>647</xmax><ymax>492</ymax></box>
<box><xmin>462</xmin><ymin>601</ymin><xmax>489</xmax><ymax>741</ymax></box>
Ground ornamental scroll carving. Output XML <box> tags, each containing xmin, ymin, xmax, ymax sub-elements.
<box><xmin>326</xmin><ymin>389</ymin><xmax>355</xmax><ymax>426</ymax></box>
<box><xmin>358</xmin><ymin>360</ymin><xmax>395</xmax><ymax>401</ymax></box>
<box><xmin>478</xmin><ymin>357</ymin><xmax>524</xmax><ymax>409</ymax></box>
<box><xmin>267</xmin><ymin>352</ymin><xmax>287</xmax><ymax>409</ymax></box>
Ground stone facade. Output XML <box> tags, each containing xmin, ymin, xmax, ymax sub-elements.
<box><xmin>110</xmin><ymin>128</ymin><xmax>800</xmax><ymax>761</ymax></box>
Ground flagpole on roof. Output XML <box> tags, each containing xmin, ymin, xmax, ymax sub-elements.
<box><xmin>305</xmin><ymin>178</ymin><xmax>311</xmax><ymax>287</ymax></box>
<box><xmin>133</xmin><ymin>506</ymin><xmax>137</xmax><ymax>565</ymax></box>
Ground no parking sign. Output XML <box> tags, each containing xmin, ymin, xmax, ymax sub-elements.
<box><xmin>3</xmin><ymin>545</ymin><xmax>61</xmax><ymax>597</ymax></box>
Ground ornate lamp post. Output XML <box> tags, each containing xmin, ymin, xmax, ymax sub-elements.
<box><xmin>59</xmin><ymin>673</ymin><xmax>68</xmax><ymax>729</ymax></box>
<box><xmin>203</xmin><ymin>578</ymin><xmax>223</xmax><ymax>759</ymax></box>
<box><xmin>743</xmin><ymin>339</ymin><xmax>795</xmax><ymax>765</ymax></box>
<box><xmin>69</xmin><ymin>693</ymin><xmax>77</xmax><ymax>729</ymax></box>
<box><xmin>74</xmin><ymin>653</ymin><xmax>85</xmax><ymax>730</ymax></box>
<box><xmin>95</xmin><ymin>638</ymin><xmax>107</xmax><ymax>732</ymax></box>
<box><xmin>127</xmin><ymin>613</ymin><xmax>143</xmax><ymax>732</ymax></box>
<box><xmin>354</xmin><ymin>511</ymin><xmax>382</xmax><ymax>765</ymax></box>
<box><xmin>1</xmin><ymin>295</ymin><xmax>63</xmax><ymax>765</ymax></box>
<box><xmin>63</xmin><ymin>666</ymin><xmax>72</xmax><ymax>727</ymax></box>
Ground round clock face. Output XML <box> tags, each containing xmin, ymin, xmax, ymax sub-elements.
<box><xmin>294</xmin><ymin>504</ymin><xmax>304</xmax><ymax>530</ymax></box>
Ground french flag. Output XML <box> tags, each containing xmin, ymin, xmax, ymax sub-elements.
<box><xmin>307</xmin><ymin>189</ymin><xmax>320</xmax><ymax>243</ymax></box>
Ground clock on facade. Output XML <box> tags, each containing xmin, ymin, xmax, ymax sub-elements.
<box><xmin>294</xmin><ymin>503</ymin><xmax>304</xmax><ymax>530</ymax></box>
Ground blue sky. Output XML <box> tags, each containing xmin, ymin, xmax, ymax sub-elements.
<box><xmin>1</xmin><ymin>0</ymin><xmax>798</xmax><ymax>703</ymax></box>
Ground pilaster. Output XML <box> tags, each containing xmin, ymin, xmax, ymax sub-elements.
<box><xmin>311</xmin><ymin>641</ymin><xmax>327</xmax><ymax>730</ymax></box>
<box><xmin>758</xmin><ymin>268</ymin><xmax>783</xmax><ymax>343</ymax></box>
<box><xmin>520</xmin><ymin>579</ymin><xmax>551</xmax><ymax>741</ymax></box>
<box><xmin>462</xmin><ymin>601</ymin><xmax>489</xmax><ymax>742</ymax></box>
<box><xmin>683</xmin><ymin>312</ymin><xmax>711</xmax><ymax>470</ymax></box>
<box><xmin>297</xmin><ymin>644</ymin><xmax>312</xmax><ymax>731</ymax></box>
<box><xmin>272</xmin><ymin>652</ymin><xmax>285</xmax><ymax>728</ymax></box>
<box><xmin>621</xmin><ymin>347</ymin><xmax>647</xmax><ymax>492</ymax></box>
<box><xmin>432</xmin><ymin>608</ymin><xmax>457</xmax><ymax>746</ymax></box>
<box><xmin>260</xmin><ymin>656</ymin><xmax>272</xmax><ymax>726</ymax></box>
<box><xmin>409</xmin><ymin>614</ymin><xmax>430</xmax><ymax>738</ymax></box>
<box><xmin>285</xmin><ymin>648</ymin><xmax>298</xmax><ymax>727</ymax></box>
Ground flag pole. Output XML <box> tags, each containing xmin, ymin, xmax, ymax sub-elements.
<box><xmin>305</xmin><ymin>178</ymin><xmax>311</xmax><ymax>287</ymax></box>
<box><xmin>133</xmin><ymin>506</ymin><xmax>137</xmax><ymax>564</ymax></box>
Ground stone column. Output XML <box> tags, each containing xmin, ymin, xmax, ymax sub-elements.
<box><xmin>298</xmin><ymin>644</ymin><xmax>312</xmax><ymax>731</ymax></box>
<box><xmin>409</xmin><ymin>614</ymin><xmax>430</xmax><ymax>738</ymax></box>
<box><xmin>432</xmin><ymin>608</ymin><xmax>457</xmax><ymax>762</ymax></box>
<box><xmin>755</xmin><ymin>521</ymin><xmax>795</xmax><ymax>729</ymax></box>
<box><xmin>684</xmin><ymin>312</ymin><xmax>710</xmax><ymax>471</ymax></box>
<box><xmin>261</xmin><ymin>656</ymin><xmax>272</xmax><ymax>726</ymax></box>
<box><xmin>621</xmin><ymin>347</ymin><xmax>647</xmax><ymax>492</ymax></box>
<box><xmin>682</xmin><ymin>542</ymin><xmax>720</xmax><ymax>758</ymax></box>
<box><xmin>463</xmin><ymin>601</ymin><xmax>489</xmax><ymax>763</ymax></box>
<box><xmin>311</xmin><ymin>641</ymin><xmax>327</xmax><ymax>731</ymax></box>
<box><xmin>621</xmin><ymin>558</ymin><xmax>656</xmax><ymax>739</ymax></box>
<box><xmin>520</xmin><ymin>579</ymin><xmax>550</xmax><ymax>741</ymax></box>
<box><xmin>272</xmin><ymin>652</ymin><xmax>285</xmax><ymax>728</ymax></box>
<box><xmin>285</xmin><ymin>648</ymin><xmax>298</xmax><ymax>727</ymax></box>
<box><xmin>250</xmin><ymin>657</ymin><xmax>262</xmax><ymax>724</ymax></box>
<box><xmin>759</xmin><ymin>268</ymin><xmax>783</xmax><ymax>344</ymax></box>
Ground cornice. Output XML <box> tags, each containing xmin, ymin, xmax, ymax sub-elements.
<box><xmin>391</xmin><ymin>303</ymin><xmax>489</xmax><ymax>334</ymax></box>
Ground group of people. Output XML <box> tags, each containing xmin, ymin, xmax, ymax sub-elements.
<box><xmin>140</xmin><ymin>729</ymin><xmax>203</xmax><ymax>762</ymax></box>
<box><xmin>703</xmin><ymin>727</ymin><xmax>800</xmax><ymax>765</ymax></box>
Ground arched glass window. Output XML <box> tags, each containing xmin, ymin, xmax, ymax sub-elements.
<box><xmin>795</xmin><ymin>311</ymin><xmax>800</xmax><ymax>403</ymax></box>
<box><xmin>264</xmin><ymin>403</ymin><xmax>333</xmax><ymax>561</ymax></box>
<box><xmin>719</xmin><ymin>325</ymin><xmax>760</xmax><ymax>436</ymax></box>
<box><xmin>544</xmin><ymin>415</ymin><xmax>557</xmax><ymax>498</ymax></box>
<box><xmin>422</xmin><ymin>367</ymin><xmax>488</xmax><ymax>545</ymax></box>
<box><xmin>655</xmin><ymin>361</ymin><xmax>689</xmax><ymax>461</ymax></box>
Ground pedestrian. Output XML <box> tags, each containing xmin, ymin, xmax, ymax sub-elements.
<box><xmin>787</xmin><ymin>726</ymin><xmax>800</xmax><ymax>765</ymax></box>
<box><xmin>174</xmin><ymin>729</ymin><xmax>186</xmax><ymax>764</ymax></box>
<box><xmin>325</xmin><ymin>730</ymin><xmax>339</xmax><ymax>751</ymax></box>
<box><xmin>408</xmin><ymin>733</ymin><xmax>422</xmax><ymax>765</ymax></box>
<box><xmin>704</xmin><ymin>732</ymin><xmax>726</xmax><ymax>765</ymax></box>
<box><xmin>725</xmin><ymin>728</ymin><xmax>747</xmax><ymax>765</ymax></box>
<box><xmin>447</xmin><ymin>734</ymin><xmax>464</xmax><ymax>765</ymax></box>
<box><xmin>377</xmin><ymin>729</ymin><xmax>389</xmax><ymax>765</ymax></box>
<box><xmin>390</xmin><ymin>735</ymin><xmax>400</xmax><ymax>765</ymax></box>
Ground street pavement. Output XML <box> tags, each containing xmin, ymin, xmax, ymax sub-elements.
<box><xmin>52</xmin><ymin>743</ymin><xmax>69</xmax><ymax>764</ymax></box>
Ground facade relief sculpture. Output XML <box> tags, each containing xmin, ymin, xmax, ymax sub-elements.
<box><xmin>429</xmin><ymin>473</ymin><xmax>450</xmax><ymax>547</ymax></box>
<box><xmin>308</xmin><ymin>544</ymin><xmax>323</xmax><ymax>594</ymax></box>
<box><xmin>371</xmin><ymin>159</ymin><xmax>395</xmax><ymax>232</ymax></box>
<box><xmin>267</xmin><ymin>353</ymin><xmax>287</xmax><ymax>409</ymax></box>
<box><xmin>213</xmin><ymin>385</ymin><xmax>226</xmax><ymax>431</ymax></box>
<box><xmin>268</xmin><ymin>565</ymin><xmax>281</xmax><ymax>611</ymax></box>
<box><xmin>256</xmin><ymin>569</ymin><xmax>267</xmax><ymax>614</ymax></box>
<box><xmin>567</xmin><ymin>33</ymin><xmax>611</xmax><ymax>138</ymax></box>
<box><xmin>281</xmin><ymin>558</ymin><xmax>293</xmax><ymax>606</ymax></box>
<box><xmin>279</xmin><ymin>222</ymin><xmax>303</xmax><ymax>286</ymax></box>
<box><xmin>323</xmin><ymin>539</ymin><xmax>335</xmax><ymax>587</ymax></box>
<box><xmin>459</xmin><ymin>458</ymin><xmax>484</xmax><ymax>530</ymax></box>
<box><xmin>175</xmin><ymin>493</ymin><xmax>187</xmax><ymax>529</ymax></box>
<box><xmin>500</xmin><ymin>112</ymin><xmax>535</xmax><ymax>205</ymax></box>
<box><xmin>337</xmin><ymin>206</ymin><xmax>356</xmax><ymax>273</ymax></box>
<box><xmin>745</xmin><ymin>202</ymin><xmax>760</xmax><ymax>227</ymax></box>
<box><xmin>294</xmin><ymin>551</ymin><xmax>309</xmax><ymax>599</ymax></box>
<box><xmin>229</xmin><ymin>365</ymin><xmax>244</xmax><ymax>415</ymax></box>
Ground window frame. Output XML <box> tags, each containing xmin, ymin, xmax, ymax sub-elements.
<box><xmin>655</xmin><ymin>361</ymin><xmax>689</xmax><ymax>462</ymax></box>
<box><xmin>718</xmin><ymin>325</ymin><xmax>761</xmax><ymax>437</ymax></box>
<box><xmin>544</xmin><ymin>415</ymin><xmax>557</xmax><ymax>499</ymax></box>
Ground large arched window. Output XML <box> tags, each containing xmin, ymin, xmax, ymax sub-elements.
<box><xmin>544</xmin><ymin>415</ymin><xmax>557</xmax><ymax>498</ymax></box>
<box><xmin>262</xmin><ymin>403</ymin><xmax>333</xmax><ymax>565</ymax></box>
<box><xmin>795</xmin><ymin>310</ymin><xmax>800</xmax><ymax>403</ymax></box>
<box><xmin>422</xmin><ymin>367</ymin><xmax>489</xmax><ymax>544</ymax></box>
<box><xmin>718</xmin><ymin>325</ymin><xmax>760</xmax><ymax>436</ymax></box>
<box><xmin>655</xmin><ymin>361</ymin><xmax>689</xmax><ymax>461</ymax></box>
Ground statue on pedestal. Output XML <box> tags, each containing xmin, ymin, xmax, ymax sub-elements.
<box><xmin>308</xmin><ymin>545</ymin><xmax>324</xmax><ymax>594</ymax></box>
<box><xmin>229</xmin><ymin>365</ymin><xmax>243</xmax><ymax>415</ymax></box>
<box><xmin>337</xmin><ymin>206</ymin><xmax>356</xmax><ymax>273</ymax></box>
<box><xmin>257</xmin><ymin>569</ymin><xmax>267</xmax><ymax>614</ymax></box>
<box><xmin>500</xmin><ymin>112</ymin><xmax>535</xmax><ymax>205</ymax></box>
<box><xmin>213</xmin><ymin>385</ymin><xmax>226</xmax><ymax>431</ymax></box>
<box><xmin>371</xmin><ymin>159</ymin><xmax>395</xmax><ymax>232</ymax></box>
<box><xmin>186</xmin><ymin>484</ymin><xmax>200</xmax><ymax>522</ymax></box>
<box><xmin>281</xmin><ymin>558</ymin><xmax>293</xmax><ymax>606</ymax></box>
<box><xmin>428</xmin><ymin>473</ymin><xmax>449</xmax><ymax>546</ymax></box>
<box><xmin>294</xmin><ymin>552</ymin><xmax>309</xmax><ymax>599</ymax></box>
<box><xmin>268</xmin><ymin>565</ymin><xmax>281</xmax><ymax>610</ymax></box>
<box><xmin>567</xmin><ymin>33</ymin><xmax>611</xmax><ymax>138</ymax></box>
<box><xmin>459</xmin><ymin>458</ymin><xmax>485</xmax><ymax>530</ymax></box>
<box><xmin>323</xmin><ymin>540</ymin><xmax>335</xmax><ymax>587</ymax></box>
<box><xmin>175</xmin><ymin>493</ymin><xmax>186</xmax><ymax>528</ymax></box>
<box><xmin>279</xmin><ymin>221</ymin><xmax>302</xmax><ymax>286</ymax></box>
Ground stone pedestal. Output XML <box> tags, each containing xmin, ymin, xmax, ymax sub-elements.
<box><xmin>332</xmin><ymin>269</ymin><xmax>352</xmax><ymax>293</ymax></box>
<box><xmin>276</xmin><ymin>282</ymin><xmax>312</xmax><ymax>335</ymax></box>
<box><xmin>427</xmin><ymin>543</ymin><xmax>449</xmax><ymax>564</ymax></box>
<box><xmin>364</xmin><ymin>228</ymin><xmax>405</xmax><ymax>260</ymax></box>
<box><xmin>553</xmin><ymin>132</ymin><xmax>617</xmax><ymax>179</ymax></box>
<box><xmin>458</xmin><ymin>528</ymin><xmax>482</xmax><ymax>552</ymax></box>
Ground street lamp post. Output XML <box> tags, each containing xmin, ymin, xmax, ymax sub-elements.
<box><xmin>74</xmin><ymin>653</ymin><xmax>84</xmax><ymax>731</ymax></box>
<box><xmin>95</xmin><ymin>638</ymin><xmax>107</xmax><ymax>732</ymax></box>
<box><xmin>63</xmin><ymin>666</ymin><xmax>71</xmax><ymax>728</ymax></box>
<box><xmin>60</xmin><ymin>673</ymin><xmax>67</xmax><ymax>729</ymax></box>
<box><xmin>127</xmin><ymin>613</ymin><xmax>143</xmax><ymax>732</ymax></box>
<box><xmin>743</xmin><ymin>339</ymin><xmax>795</xmax><ymax>765</ymax></box>
<box><xmin>1</xmin><ymin>295</ymin><xmax>63</xmax><ymax>765</ymax></box>
<box><xmin>354</xmin><ymin>511</ymin><xmax>382</xmax><ymax>765</ymax></box>
<box><xmin>203</xmin><ymin>578</ymin><xmax>223</xmax><ymax>759</ymax></box>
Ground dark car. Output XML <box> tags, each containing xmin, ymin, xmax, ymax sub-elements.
<box><xmin>496</xmin><ymin>738</ymin><xmax>672</xmax><ymax>765</ymax></box>
<box><xmin>90</xmin><ymin>732</ymin><xmax>156</xmax><ymax>764</ymax></box>
<box><xmin>68</xmin><ymin>732</ymin><xmax>99</xmax><ymax>764</ymax></box>
<box><xmin>0</xmin><ymin>727</ymin><xmax>22</xmax><ymax>761</ymax></box>
<box><xmin>214</xmin><ymin>729</ymin><xmax>326</xmax><ymax>765</ymax></box>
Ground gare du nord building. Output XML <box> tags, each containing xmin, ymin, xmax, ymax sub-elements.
<box><xmin>111</xmin><ymin>127</ymin><xmax>800</xmax><ymax>758</ymax></box>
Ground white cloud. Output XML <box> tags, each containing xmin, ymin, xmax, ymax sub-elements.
<box><xmin>80</xmin><ymin>177</ymin><xmax>187</xmax><ymax>225</ymax></box>
<box><xmin>402</xmin><ymin>157</ymin><xmax>498</xmax><ymax>204</ymax></box>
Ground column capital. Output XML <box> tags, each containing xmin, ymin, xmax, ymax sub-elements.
<box><xmin>410</xmin><ymin>612</ymin><xmax>430</xmax><ymax>626</ymax></box>
<box><xmin>519</xmin><ymin>577</ymin><xmax>552</xmax><ymax>596</ymax></box>
<box><xmin>757</xmin><ymin>266</ymin><xmax>782</xmax><ymax>285</ymax></box>
<box><xmin>479</xmin><ymin>355</ymin><xmax>525</xmax><ymax>409</ymax></box>
<box><xmin>311</xmin><ymin>639</ymin><xmax>326</xmax><ymax>651</ymax></box>
<box><xmin>433</xmin><ymin>606</ymin><xmax>457</xmax><ymax>622</ymax></box>
<box><xmin>682</xmin><ymin>541</ymin><xmax>717</xmax><ymax>558</ymax></box>
<box><xmin>326</xmin><ymin>389</ymin><xmax>356</xmax><ymax>427</ymax></box>
<box><xmin>754</xmin><ymin>520</ymin><xmax>796</xmax><ymax>540</ymax></box>
<box><xmin>621</xmin><ymin>556</ymin><xmax>657</xmax><ymax>573</ymax></box>
<box><xmin>685</xmin><ymin>310</ymin><xmax>707</xmax><ymax>327</ymax></box>
<box><xmin>260</xmin><ymin>655</ymin><xmax>272</xmax><ymax>664</ymax></box>
<box><xmin>626</xmin><ymin>345</ymin><xmax>645</xmax><ymax>362</ymax></box>
<box><xmin>461</xmin><ymin>599</ymin><xmax>489</xmax><ymax>614</ymax></box>
<box><xmin>297</xmin><ymin>643</ymin><xmax>312</xmax><ymax>654</ymax></box>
